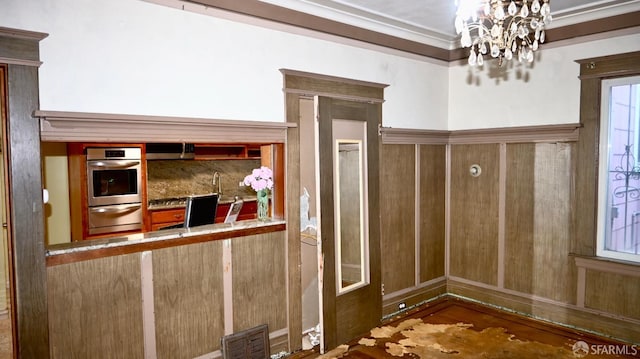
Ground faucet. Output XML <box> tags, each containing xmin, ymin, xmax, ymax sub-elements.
<box><xmin>212</xmin><ymin>172</ymin><xmax>222</xmax><ymax>195</ymax></box>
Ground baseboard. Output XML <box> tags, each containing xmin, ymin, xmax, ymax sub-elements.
<box><xmin>382</xmin><ymin>277</ymin><xmax>447</xmax><ymax>317</ymax></box>
<box><xmin>447</xmin><ymin>277</ymin><xmax>640</xmax><ymax>344</ymax></box>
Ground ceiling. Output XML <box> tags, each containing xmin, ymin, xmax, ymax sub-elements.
<box><xmin>256</xmin><ymin>0</ymin><xmax>640</xmax><ymax>50</ymax></box>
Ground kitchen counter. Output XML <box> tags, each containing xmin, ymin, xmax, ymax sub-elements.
<box><xmin>147</xmin><ymin>195</ymin><xmax>257</xmax><ymax>210</ymax></box>
<box><xmin>46</xmin><ymin>218</ymin><xmax>285</xmax><ymax>266</ymax></box>
<box><xmin>147</xmin><ymin>195</ymin><xmax>260</xmax><ymax>231</ymax></box>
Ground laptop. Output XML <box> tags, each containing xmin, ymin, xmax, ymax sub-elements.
<box><xmin>184</xmin><ymin>193</ymin><xmax>219</xmax><ymax>228</ymax></box>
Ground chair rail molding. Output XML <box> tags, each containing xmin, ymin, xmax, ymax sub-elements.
<box><xmin>380</xmin><ymin>124</ymin><xmax>581</xmax><ymax>145</ymax></box>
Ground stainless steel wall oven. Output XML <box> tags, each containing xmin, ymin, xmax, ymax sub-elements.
<box><xmin>86</xmin><ymin>147</ymin><xmax>143</xmax><ymax>235</ymax></box>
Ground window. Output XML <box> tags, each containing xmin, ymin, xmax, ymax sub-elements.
<box><xmin>597</xmin><ymin>75</ymin><xmax>640</xmax><ymax>262</ymax></box>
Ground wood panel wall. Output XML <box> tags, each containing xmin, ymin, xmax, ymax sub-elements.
<box><xmin>504</xmin><ymin>143</ymin><xmax>576</xmax><ymax>303</ymax></box>
<box><xmin>47</xmin><ymin>254</ymin><xmax>144</xmax><ymax>358</ymax></box>
<box><xmin>232</xmin><ymin>232</ymin><xmax>287</xmax><ymax>334</ymax></box>
<box><xmin>449</xmin><ymin>144</ymin><xmax>500</xmax><ymax>286</ymax></box>
<box><xmin>152</xmin><ymin>241</ymin><xmax>224</xmax><ymax>358</ymax></box>
<box><xmin>445</xmin><ymin>133</ymin><xmax>639</xmax><ymax>342</ymax></box>
<box><xmin>381</xmin><ymin>123</ymin><xmax>639</xmax><ymax>342</ymax></box>
<box><xmin>419</xmin><ymin>145</ymin><xmax>446</xmax><ymax>282</ymax></box>
<box><xmin>380</xmin><ymin>144</ymin><xmax>416</xmax><ymax>293</ymax></box>
<box><xmin>379</xmin><ymin>143</ymin><xmax>447</xmax><ymax>315</ymax></box>
<box><xmin>585</xmin><ymin>270</ymin><xmax>640</xmax><ymax>320</ymax></box>
<box><xmin>47</xmin><ymin>230</ymin><xmax>289</xmax><ymax>357</ymax></box>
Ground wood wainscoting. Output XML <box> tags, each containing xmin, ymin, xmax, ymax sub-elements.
<box><xmin>379</xmin><ymin>124</ymin><xmax>640</xmax><ymax>344</ymax></box>
<box><xmin>47</xmin><ymin>229</ymin><xmax>289</xmax><ymax>358</ymax></box>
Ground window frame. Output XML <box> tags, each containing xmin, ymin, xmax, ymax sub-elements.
<box><xmin>596</xmin><ymin>75</ymin><xmax>640</xmax><ymax>262</ymax></box>
<box><xmin>574</xmin><ymin>51</ymin><xmax>640</xmax><ymax>262</ymax></box>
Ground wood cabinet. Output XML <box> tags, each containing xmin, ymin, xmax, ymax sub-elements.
<box><xmin>193</xmin><ymin>144</ymin><xmax>262</xmax><ymax>160</ymax></box>
<box><xmin>149</xmin><ymin>208</ymin><xmax>186</xmax><ymax>231</ymax></box>
<box><xmin>149</xmin><ymin>200</ymin><xmax>258</xmax><ymax>231</ymax></box>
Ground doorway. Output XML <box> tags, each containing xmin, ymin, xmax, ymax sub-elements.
<box><xmin>282</xmin><ymin>69</ymin><xmax>386</xmax><ymax>353</ymax></box>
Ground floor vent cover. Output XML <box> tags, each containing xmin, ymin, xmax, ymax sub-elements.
<box><xmin>221</xmin><ymin>324</ymin><xmax>270</xmax><ymax>359</ymax></box>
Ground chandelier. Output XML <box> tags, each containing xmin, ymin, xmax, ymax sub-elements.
<box><xmin>454</xmin><ymin>0</ymin><xmax>552</xmax><ymax>66</ymax></box>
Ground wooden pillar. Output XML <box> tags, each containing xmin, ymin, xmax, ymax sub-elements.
<box><xmin>1</xmin><ymin>27</ymin><xmax>50</xmax><ymax>358</ymax></box>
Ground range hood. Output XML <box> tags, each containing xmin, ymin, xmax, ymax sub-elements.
<box><xmin>146</xmin><ymin>143</ymin><xmax>195</xmax><ymax>160</ymax></box>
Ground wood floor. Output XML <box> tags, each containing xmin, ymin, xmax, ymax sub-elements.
<box><xmin>288</xmin><ymin>297</ymin><xmax>639</xmax><ymax>358</ymax></box>
<box><xmin>0</xmin><ymin>297</ymin><xmax>635</xmax><ymax>358</ymax></box>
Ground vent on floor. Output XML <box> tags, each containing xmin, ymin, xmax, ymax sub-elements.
<box><xmin>221</xmin><ymin>324</ymin><xmax>270</xmax><ymax>359</ymax></box>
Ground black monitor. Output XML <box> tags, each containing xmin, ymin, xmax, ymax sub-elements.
<box><xmin>184</xmin><ymin>193</ymin><xmax>219</xmax><ymax>228</ymax></box>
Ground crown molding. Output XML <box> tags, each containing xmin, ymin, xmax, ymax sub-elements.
<box><xmin>35</xmin><ymin>110</ymin><xmax>296</xmax><ymax>143</ymax></box>
<box><xmin>163</xmin><ymin>0</ymin><xmax>640</xmax><ymax>62</ymax></box>
<box><xmin>0</xmin><ymin>26</ymin><xmax>48</xmax><ymax>66</ymax></box>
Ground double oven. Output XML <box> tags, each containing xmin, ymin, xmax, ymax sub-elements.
<box><xmin>86</xmin><ymin>147</ymin><xmax>143</xmax><ymax>235</ymax></box>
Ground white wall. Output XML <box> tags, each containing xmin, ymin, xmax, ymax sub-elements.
<box><xmin>41</xmin><ymin>143</ymin><xmax>71</xmax><ymax>245</ymax></box>
<box><xmin>1</xmin><ymin>0</ymin><xmax>449</xmax><ymax>130</ymax></box>
<box><xmin>448</xmin><ymin>30</ymin><xmax>640</xmax><ymax>130</ymax></box>
<box><xmin>3</xmin><ymin>0</ymin><xmax>639</xmax><ymax>131</ymax></box>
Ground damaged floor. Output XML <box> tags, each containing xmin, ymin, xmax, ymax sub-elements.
<box><xmin>289</xmin><ymin>297</ymin><xmax>638</xmax><ymax>358</ymax></box>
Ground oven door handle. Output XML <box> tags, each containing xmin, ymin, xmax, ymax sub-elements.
<box><xmin>88</xmin><ymin>160</ymin><xmax>140</xmax><ymax>169</ymax></box>
<box><xmin>90</xmin><ymin>204</ymin><xmax>142</xmax><ymax>214</ymax></box>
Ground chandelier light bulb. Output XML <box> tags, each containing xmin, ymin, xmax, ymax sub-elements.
<box><xmin>454</xmin><ymin>0</ymin><xmax>552</xmax><ymax>67</ymax></box>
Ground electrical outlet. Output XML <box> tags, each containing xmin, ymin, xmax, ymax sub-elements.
<box><xmin>398</xmin><ymin>302</ymin><xmax>407</xmax><ymax>310</ymax></box>
<box><xmin>239</xmin><ymin>181</ymin><xmax>245</xmax><ymax>187</ymax></box>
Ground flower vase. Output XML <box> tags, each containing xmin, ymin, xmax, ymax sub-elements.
<box><xmin>256</xmin><ymin>189</ymin><xmax>269</xmax><ymax>221</ymax></box>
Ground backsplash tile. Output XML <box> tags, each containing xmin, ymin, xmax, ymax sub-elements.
<box><xmin>147</xmin><ymin>159</ymin><xmax>260</xmax><ymax>200</ymax></box>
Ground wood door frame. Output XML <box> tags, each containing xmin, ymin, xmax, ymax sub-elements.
<box><xmin>1</xmin><ymin>27</ymin><xmax>50</xmax><ymax>358</ymax></box>
<box><xmin>281</xmin><ymin>69</ymin><xmax>387</xmax><ymax>352</ymax></box>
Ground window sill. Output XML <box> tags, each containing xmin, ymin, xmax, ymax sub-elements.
<box><xmin>572</xmin><ymin>254</ymin><xmax>640</xmax><ymax>277</ymax></box>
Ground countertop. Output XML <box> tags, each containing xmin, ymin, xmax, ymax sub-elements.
<box><xmin>147</xmin><ymin>195</ymin><xmax>257</xmax><ymax>211</ymax></box>
<box><xmin>46</xmin><ymin>218</ymin><xmax>285</xmax><ymax>258</ymax></box>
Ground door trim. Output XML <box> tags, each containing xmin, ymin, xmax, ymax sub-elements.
<box><xmin>283</xmin><ymin>70</ymin><xmax>387</xmax><ymax>353</ymax></box>
<box><xmin>1</xmin><ymin>27</ymin><xmax>50</xmax><ymax>358</ymax></box>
